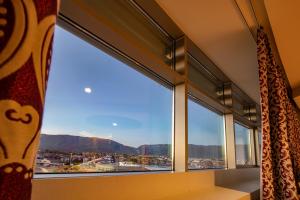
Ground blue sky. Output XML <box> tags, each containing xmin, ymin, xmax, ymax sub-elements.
<box><xmin>234</xmin><ymin>123</ymin><xmax>250</xmax><ymax>145</ymax></box>
<box><xmin>42</xmin><ymin>26</ymin><xmax>227</xmax><ymax>147</ymax></box>
<box><xmin>42</xmin><ymin>26</ymin><xmax>172</xmax><ymax>148</ymax></box>
<box><xmin>188</xmin><ymin>100</ymin><xmax>225</xmax><ymax>146</ymax></box>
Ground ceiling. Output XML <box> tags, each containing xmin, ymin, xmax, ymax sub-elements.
<box><xmin>263</xmin><ymin>0</ymin><xmax>300</xmax><ymax>108</ymax></box>
<box><xmin>156</xmin><ymin>0</ymin><xmax>260</xmax><ymax>103</ymax></box>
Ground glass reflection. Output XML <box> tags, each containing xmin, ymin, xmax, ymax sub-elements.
<box><xmin>35</xmin><ymin>26</ymin><xmax>173</xmax><ymax>174</ymax></box>
<box><xmin>188</xmin><ymin>98</ymin><xmax>225</xmax><ymax>169</ymax></box>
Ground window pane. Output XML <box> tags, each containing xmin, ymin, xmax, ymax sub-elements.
<box><xmin>258</xmin><ymin>129</ymin><xmax>261</xmax><ymax>152</ymax></box>
<box><xmin>35</xmin><ymin>26</ymin><xmax>173</xmax><ymax>173</ymax></box>
<box><xmin>73</xmin><ymin>0</ymin><xmax>173</xmax><ymax>66</ymax></box>
<box><xmin>188</xmin><ymin>55</ymin><xmax>223</xmax><ymax>101</ymax></box>
<box><xmin>188</xmin><ymin>98</ymin><xmax>225</xmax><ymax>169</ymax></box>
<box><xmin>257</xmin><ymin>129</ymin><xmax>261</xmax><ymax>165</ymax></box>
<box><xmin>235</xmin><ymin>123</ymin><xmax>252</xmax><ymax>166</ymax></box>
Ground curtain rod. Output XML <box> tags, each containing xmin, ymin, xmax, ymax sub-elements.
<box><xmin>233</xmin><ymin>0</ymin><xmax>260</xmax><ymax>42</ymax></box>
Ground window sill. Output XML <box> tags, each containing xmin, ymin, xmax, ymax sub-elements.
<box><xmin>32</xmin><ymin>168</ymin><xmax>259</xmax><ymax>200</ymax></box>
<box><xmin>34</xmin><ymin>170</ymin><xmax>173</xmax><ymax>179</ymax></box>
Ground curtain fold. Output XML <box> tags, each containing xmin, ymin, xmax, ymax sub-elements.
<box><xmin>257</xmin><ymin>27</ymin><xmax>300</xmax><ymax>200</ymax></box>
<box><xmin>0</xmin><ymin>0</ymin><xmax>58</xmax><ymax>199</ymax></box>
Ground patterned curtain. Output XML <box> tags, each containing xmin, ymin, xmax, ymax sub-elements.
<box><xmin>257</xmin><ymin>27</ymin><xmax>300</xmax><ymax>200</ymax></box>
<box><xmin>0</xmin><ymin>0</ymin><xmax>58</xmax><ymax>199</ymax></box>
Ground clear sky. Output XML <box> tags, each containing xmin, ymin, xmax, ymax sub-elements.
<box><xmin>42</xmin><ymin>26</ymin><xmax>173</xmax><ymax>148</ymax></box>
<box><xmin>42</xmin><ymin>26</ymin><xmax>226</xmax><ymax>148</ymax></box>
<box><xmin>188</xmin><ymin>99</ymin><xmax>225</xmax><ymax>146</ymax></box>
<box><xmin>234</xmin><ymin>123</ymin><xmax>250</xmax><ymax>145</ymax></box>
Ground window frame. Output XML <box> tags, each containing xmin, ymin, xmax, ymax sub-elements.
<box><xmin>187</xmin><ymin>94</ymin><xmax>227</xmax><ymax>170</ymax></box>
<box><xmin>254</xmin><ymin>128</ymin><xmax>262</xmax><ymax>166</ymax></box>
<box><xmin>35</xmin><ymin>20</ymin><xmax>176</xmax><ymax>175</ymax></box>
<box><xmin>34</xmin><ymin>0</ymin><xmax>263</xmax><ymax>178</ymax></box>
<box><xmin>233</xmin><ymin>121</ymin><xmax>256</xmax><ymax>168</ymax></box>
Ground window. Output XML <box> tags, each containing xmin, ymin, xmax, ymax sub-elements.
<box><xmin>257</xmin><ymin>129</ymin><xmax>262</xmax><ymax>165</ymax></box>
<box><xmin>69</xmin><ymin>0</ymin><xmax>173</xmax><ymax>67</ymax></box>
<box><xmin>188</xmin><ymin>54</ymin><xmax>223</xmax><ymax>101</ymax></box>
<box><xmin>258</xmin><ymin>129</ymin><xmax>261</xmax><ymax>152</ymax></box>
<box><xmin>188</xmin><ymin>97</ymin><xmax>225</xmax><ymax>169</ymax></box>
<box><xmin>35</xmin><ymin>26</ymin><xmax>173</xmax><ymax>173</ymax></box>
<box><xmin>234</xmin><ymin>123</ymin><xmax>252</xmax><ymax>166</ymax></box>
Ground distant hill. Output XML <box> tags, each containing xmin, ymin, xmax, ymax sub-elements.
<box><xmin>40</xmin><ymin>134</ymin><xmax>137</xmax><ymax>154</ymax></box>
<box><xmin>137</xmin><ymin>144</ymin><xmax>171</xmax><ymax>156</ymax></box>
<box><xmin>188</xmin><ymin>144</ymin><xmax>223</xmax><ymax>159</ymax></box>
<box><xmin>40</xmin><ymin>134</ymin><xmax>227</xmax><ymax>159</ymax></box>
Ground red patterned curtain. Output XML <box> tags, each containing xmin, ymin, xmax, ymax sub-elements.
<box><xmin>0</xmin><ymin>0</ymin><xmax>58</xmax><ymax>199</ymax></box>
<box><xmin>258</xmin><ymin>27</ymin><xmax>300</xmax><ymax>199</ymax></box>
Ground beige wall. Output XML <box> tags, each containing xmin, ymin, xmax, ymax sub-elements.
<box><xmin>32</xmin><ymin>169</ymin><xmax>259</xmax><ymax>200</ymax></box>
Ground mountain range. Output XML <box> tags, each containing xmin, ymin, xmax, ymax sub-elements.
<box><xmin>40</xmin><ymin>134</ymin><xmax>225</xmax><ymax>159</ymax></box>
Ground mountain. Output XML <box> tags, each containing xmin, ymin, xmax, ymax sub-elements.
<box><xmin>40</xmin><ymin>134</ymin><xmax>225</xmax><ymax>159</ymax></box>
<box><xmin>40</xmin><ymin>134</ymin><xmax>137</xmax><ymax>154</ymax></box>
<box><xmin>137</xmin><ymin>144</ymin><xmax>171</xmax><ymax>156</ymax></box>
<box><xmin>188</xmin><ymin>144</ymin><xmax>223</xmax><ymax>159</ymax></box>
<box><xmin>137</xmin><ymin>144</ymin><xmax>224</xmax><ymax>159</ymax></box>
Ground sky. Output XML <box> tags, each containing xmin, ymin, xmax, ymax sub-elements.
<box><xmin>188</xmin><ymin>99</ymin><xmax>225</xmax><ymax>146</ymax></box>
<box><xmin>234</xmin><ymin>123</ymin><xmax>251</xmax><ymax>145</ymax></box>
<box><xmin>42</xmin><ymin>26</ymin><xmax>172</xmax><ymax>148</ymax></box>
<box><xmin>42</xmin><ymin>26</ymin><xmax>229</xmax><ymax>148</ymax></box>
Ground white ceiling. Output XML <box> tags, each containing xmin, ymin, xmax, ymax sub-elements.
<box><xmin>156</xmin><ymin>0</ymin><xmax>260</xmax><ymax>103</ymax></box>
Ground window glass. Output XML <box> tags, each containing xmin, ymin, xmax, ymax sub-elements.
<box><xmin>35</xmin><ymin>26</ymin><xmax>173</xmax><ymax>173</ymax></box>
<box><xmin>234</xmin><ymin>123</ymin><xmax>252</xmax><ymax>166</ymax></box>
<box><xmin>188</xmin><ymin>55</ymin><xmax>223</xmax><ymax>101</ymax></box>
<box><xmin>258</xmin><ymin>129</ymin><xmax>261</xmax><ymax>152</ymax></box>
<box><xmin>72</xmin><ymin>0</ymin><xmax>173</xmax><ymax>66</ymax></box>
<box><xmin>257</xmin><ymin>129</ymin><xmax>261</xmax><ymax>165</ymax></box>
<box><xmin>188</xmin><ymin>98</ymin><xmax>225</xmax><ymax>169</ymax></box>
